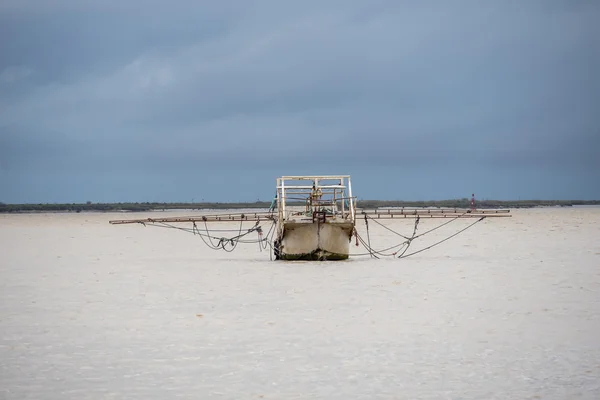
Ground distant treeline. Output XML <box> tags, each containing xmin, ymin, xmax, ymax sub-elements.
<box><xmin>1</xmin><ymin>199</ymin><xmax>599</xmax><ymax>213</ymax></box>
<box><xmin>0</xmin><ymin>201</ymin><xmax>273</xmax><ymax>213</ymax></box>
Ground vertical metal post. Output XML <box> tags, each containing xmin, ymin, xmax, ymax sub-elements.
<box><xmin>337</xmin><ymin>187</ymin><xmax>342</xmax><ymax>216</ymax></box>
<box><xmin>348</xmin><ymin>177</ymin><xmax>355</xmax><ymax>222</ymax></box>
<box><xmin>281</xmin><ymin>177</ymin><xmax>285</xmax><ymax>220</ymax></box>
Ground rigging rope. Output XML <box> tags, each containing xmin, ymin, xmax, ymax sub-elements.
<box><xmin>352</xmin><ymin>215</ymin><xmax>486</xmax><ymax>259</ymax></box>
<box><xmin>364</xmin><ymin>214</ymin><xmax>378</xmax><ymax>259</ymax></box>
<box><xmin>398</xmin><ymin>217</ymin><xmax>484</xmax><ymax>259</ymax></box>
<box><xmin>134</xmin><ymin>209</ymin><xmax>486</xmax><ymax>261</ymax></box>
<box><xmin>137</xmin><ymin>218</ymin><xmax>274</xmax><ymax>254</ymax></box>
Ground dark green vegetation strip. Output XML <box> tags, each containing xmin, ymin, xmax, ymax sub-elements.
<box><xmin>1</xmin><ymin>199</ymin><xmax>599</xmax><ymax>213</ymax></box>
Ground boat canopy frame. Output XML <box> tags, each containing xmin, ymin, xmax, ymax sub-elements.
<box><xmin>275</xmin><ymin>175</ymin><xmax>356</xmax><ymax>223</ymax></box>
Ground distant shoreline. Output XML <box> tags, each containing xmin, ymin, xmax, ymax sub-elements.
<box><xmin>1</xmin><ymin>200</ymin><xmax>599</xmax><ymax>213</ymax></box>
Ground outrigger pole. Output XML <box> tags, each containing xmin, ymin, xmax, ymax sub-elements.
<box><xmin>109</xmin><ymin>212</ymin><xmax>276</xmax><ymax>225</ymax></box>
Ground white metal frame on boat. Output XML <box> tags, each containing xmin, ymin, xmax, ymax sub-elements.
<box><xmin>275</xmin><ymin>175</ymin><xmax>356</xmax><ymax>223</ymax></box>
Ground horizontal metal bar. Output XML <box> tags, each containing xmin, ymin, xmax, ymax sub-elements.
<box><xmin>279</xmin><ymin>175</ymin><xmax>350</xmax><ymax>179</ymax></box>
<box><xmin>277</xmin><ymin>185</ymin><xmax>346</xmax><ymax>189</ymax></box>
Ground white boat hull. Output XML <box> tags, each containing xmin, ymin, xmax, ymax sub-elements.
<box><xmin>278</xmin><ymin>221</ymin><xmax>354</xmax><ymax>260</ymax></box>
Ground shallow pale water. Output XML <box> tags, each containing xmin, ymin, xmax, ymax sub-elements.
<box><xmin>1</xmin><ymin>208</ymin><xmax>599</xmax><ymax>399</ymax></box>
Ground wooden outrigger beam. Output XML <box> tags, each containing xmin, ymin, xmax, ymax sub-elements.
<box><xmin>108</xmin><ymin>211</ymin><xmax>275</xmax><ymax>225</ymax></box>
<box><xmin>358</xmin><ymin>208</ymin><xmax>511</xmax><ymax>219</ymax></box>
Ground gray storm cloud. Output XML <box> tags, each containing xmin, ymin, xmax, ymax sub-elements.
<box><xmin>1</xmin><ymin>0</ymin><xmax>599</xmax><ymax>202</ymax></box>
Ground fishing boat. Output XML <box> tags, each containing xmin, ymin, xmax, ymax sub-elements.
<box><xmin>272</xmin><ymin>175</ymin><xmax>356</xmax><ymax>260</ymax></box>
<box><xmin>109</xmin><ymin>175</ymin><xmax>511</xmax><ymax>261</ymax></box>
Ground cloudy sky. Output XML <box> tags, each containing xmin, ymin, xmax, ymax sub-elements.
<box><xmin>1</xmin><ymin>0</ymin><xmax>598</xmax><ymax>203</ymax></box>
